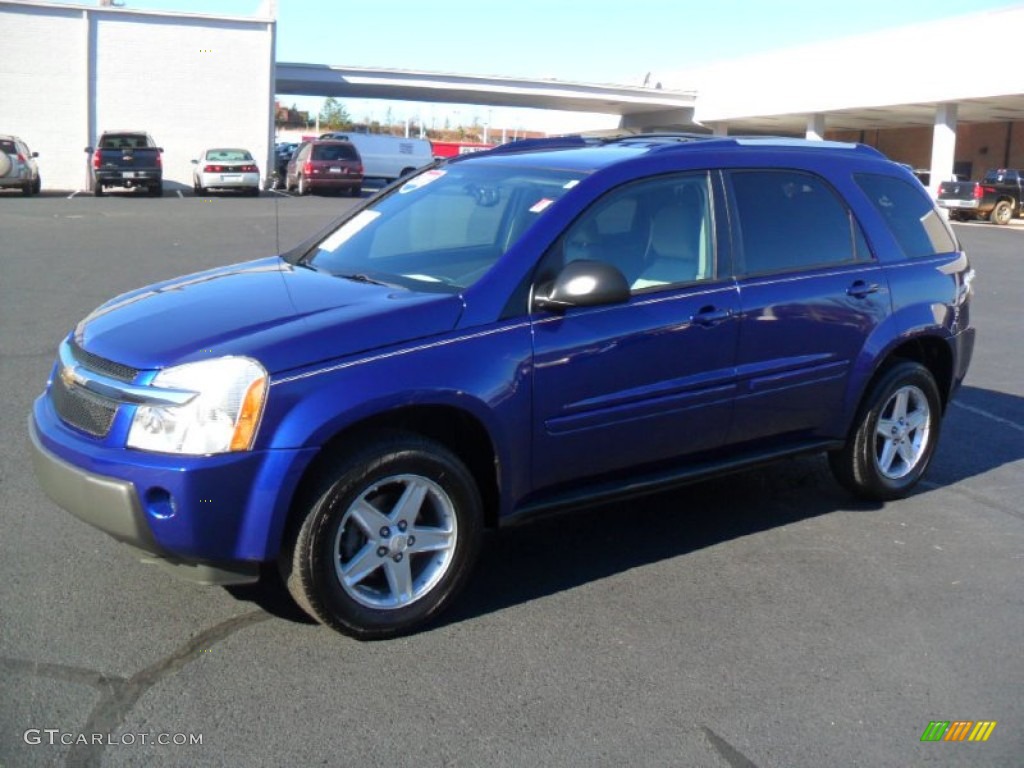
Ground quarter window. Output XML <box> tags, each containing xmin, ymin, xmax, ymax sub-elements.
<box><xmin>729</xmin><ymin>170</ymin><xmax>867</xmax><ymax>276</ymax></box>
<box><xmin>855</xmin><ymin>173</ymin><xmax>957</xmax><ymax>258</ymax></box>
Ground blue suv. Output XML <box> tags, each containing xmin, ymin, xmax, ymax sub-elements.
<box><xmin>29</xmin><ymin>135</ymin><xmax>975</xmax><ymax>638</ymax></box>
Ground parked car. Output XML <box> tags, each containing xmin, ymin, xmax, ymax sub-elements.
<box><xmin>937</xmin><ymin>168</ymin><xmax>1024</xmax><ymax>224</ymax></box>
<box><xmin>87</xmin><ymin>131</ymin><xmax>163</xmax><ymax>196</ymax></box>
<box><xmin>0</xmin><ymin>134</ymin><xmax>41</xmax><ymax>195</ymax></box>
<box><xmin>29</xmin><ymin>135</ymin><xmax>975</xmax><ymax>640</ymax></box>
<box><xmin>191</xmin><ymin>148</ymin><xmax>261</xmax><ymax>196</ymax></box>
<box><xmin>286</xmin><ymin>139</ymin><xmax>363</xmax><ymax>196</ymax></box>
<box><xmin>269</xmin><ymin>143</ymin><xmax>298</xmax><ymax>190</ymax></box>
<box><xmin>319</xmin><ymin>131</ymin><xmax>432</xmax><ymax>182</ymax></box>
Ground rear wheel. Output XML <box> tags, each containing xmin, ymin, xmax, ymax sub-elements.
<box><xmin>350</xmin><ymin>185</ymin><xmax>362</xmax><ymax>197</ymax></box>
<box><xmin>149</xmin><ymin>184</ymin><xmax>163</xmax><ymax>197</ymax></box>
<box><xmin>282</xmin><ymin>433</ymin><xmax>483</xmax><ymax>639</ymax></box>
<box><xmin>92</xmin><ymin>180</ymin><xmax>104</xmax><ymax>197</ymax></box>
<box><xmin>990</xmin><ymin>200</ymin><xmax>1013</xmax><ymax>225</ymax></box>
<box><xmin>829</xmin><ymin>361</ymin><xmax>942</xmax><ymax>501</ymax></box>
<box><xmin>22</xmin><ymin>180</ymin><xmax>32</xmax><ymax>196</ymax></box>
<box><xmin>298</xmin><ymin>174</ymin><xmax>309</xmax><ymax>195</ymax></box>
<box><xmin>32</xmin><ymin>176</ymin><xmax>41</xmax><ymax>195</ymax></box>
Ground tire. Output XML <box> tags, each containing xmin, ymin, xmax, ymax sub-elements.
<box><xmin>22</xmin><ymin>181</ymin><xmax>32</xmax><ymax>196</ymax></box>
<box><xmin>400</xmin><ymin>166</ymin><xmax>415</xmax><ymax>178</ymax></box>
<box><xmin>350</xmin><ymin>185</ymin><xmax>362</xmax><ymax>197</ymax></box>
<box><xmin>282</xmin><ymin>432</ymin><xmax>483</xmax><ymax>639</ymax></box>
<box><xmin>297</xmin><ymin>175</ymin><xmax>309</xmax><ymax>195</ymax></box>
<box><xmin>829</xmin><ymin>361</ymin><xmax>942</xmax><ymax>501</ymax></box>
<box><xmin>149</xmin><ymin>184</ymin><xmax>163</xmax><ymax>197</ymax></box>
<box><xmin>33</xmin><ymin>176</ymin><xmax>41</xmax><ymax>195</ymax></box>
<box><xmin>92</xmin><ymin>180</ymin><xmax>104</xmax><ymax>197</ymax></box>
<box><xmin>990</xmin><ymin>200</ymin><xmax>1012</xmax><ymax>225</ymax></box>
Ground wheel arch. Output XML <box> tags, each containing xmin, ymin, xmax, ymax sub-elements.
<box><xmin>277</xmin><ymin>404</ymin><xmax>501</xmax><ymax>555</ymax></box>
<box><xmin>856</xmin><ymin>334</ymin><xmax>954</xmax><ymax>421</ymax></box>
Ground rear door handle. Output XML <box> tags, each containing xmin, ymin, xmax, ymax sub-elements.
<box><xmin>692</xmin><ymin>306</ymin><xmax>733</xmax><ymax>327</ymax></box>
<box><xmin>846</xmin><ymin>281</ymin><xmax>881</xmax><ymax>299</ymax></box>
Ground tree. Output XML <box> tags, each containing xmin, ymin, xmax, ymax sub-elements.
<box><xmin>319</xmin><ymin>97</ymin><xmax>352</xmax><ymax>130</ymax></box>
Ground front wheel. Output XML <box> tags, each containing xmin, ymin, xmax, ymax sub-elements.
<box><xmin>829</xmin><ymin>361</ymin><xmax>942</xmax><ymax>501</ymax></box>
<box><xmin>990</xmin><ymin>200</ymin><xmax>1013</xmax><ymax>225</ymax></box>
<box><xmin>282</xmin><ymin>433</ymin><xmax>483</xmax><ymax>639</ymax></box>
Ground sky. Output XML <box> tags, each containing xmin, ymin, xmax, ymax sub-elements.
<box><xmin>56</xmin><ymin>0</ymin><xmax>1023</xmax><ymax>134</ymax></box>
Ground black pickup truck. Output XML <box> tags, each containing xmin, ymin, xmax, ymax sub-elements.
<box><xmin>937</xmin><ymin>168</ymin><xmax>1024</xmax><ymax>224</ymax></box>
<box><xmin>86</xmin><ymin>131</ymin><xmax>163</xmax><ymax>197</ymax></box>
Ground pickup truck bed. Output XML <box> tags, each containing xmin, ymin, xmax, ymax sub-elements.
<box><xmin>938</xmin><ymin>169</ymin><xmax>1023</xmax><ymax>224</ymax></box>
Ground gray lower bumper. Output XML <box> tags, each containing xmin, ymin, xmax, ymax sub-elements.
<box><xmin>27</xmin><ymin>417</ymin><xmax>259</xmax><ymax>586</ymax></box>
<box><xmin>28</xmin><ymin>416</ymin><xmax>160</xmax><ymax>553</ymax></box>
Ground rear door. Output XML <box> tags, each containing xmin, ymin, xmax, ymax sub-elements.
<box><xmin>724</xmin><ymin>169</ymin><xmax>890</xmax><ymax>444</ymax></box>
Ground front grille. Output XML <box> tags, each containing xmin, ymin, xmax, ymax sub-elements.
<box><xmin>69</xmin><ymin>339</ymin><xmax>138</xmax><ymax>382</ymax></box>
<box><xmin>50</xmin><ymin>373</ymin><xmax>118</xmax><ymax>437</ymax></box>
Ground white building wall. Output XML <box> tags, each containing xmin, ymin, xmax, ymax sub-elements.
<box><xmin>0</xmin><ymin>5</ymin><xmax>88</xmax><ymax>190</ymax></box>
<box><xmin>0</xmin><ymin>1</ymin><xmax>275</xmax><ymax>192</ymax></box>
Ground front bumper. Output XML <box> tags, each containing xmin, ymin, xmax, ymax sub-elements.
<box><xmin>29</xmin><ymin>417</ymin><xmax>258</xmax><ymax>584</ymax></box>
<box><xmin>29</xmin><ymin>394</ymin><xmax>317</xmax><ymax>583</ymax></box>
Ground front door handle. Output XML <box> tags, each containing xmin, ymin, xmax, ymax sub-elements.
<box><xmin>846</xmin><ymin>280</ymin><xmax>881</xmax><ymax>299</ymax></box>
<box><xmin>692</xmin><ymin>306</ymin><xmax>733</xmax><ymax>327</ymax></box>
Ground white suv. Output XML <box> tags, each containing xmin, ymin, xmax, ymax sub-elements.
<box><xmin>0</xmin><ymin>134</ymin><xmax>41</xmax><ymax>195</ymax></box>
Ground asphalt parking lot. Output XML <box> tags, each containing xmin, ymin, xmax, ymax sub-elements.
<box><xmin>1</xmin><ymin>193</ymin><xmax>1022</xmax><ymax>767</ymax></box>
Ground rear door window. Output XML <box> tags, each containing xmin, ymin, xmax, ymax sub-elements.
<box><xmin>728</xmin><ymin>170</ymin><xmax>869</xmax><ymax>276</ymax></box>
<box><xmin>855</xmin><ymin>173</ymin><xmax>957</xmax><ymax>258</ymax></box>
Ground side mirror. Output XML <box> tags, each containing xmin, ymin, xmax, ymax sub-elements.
<box><xmin>533</xmin><ymin>259</ymin><xmax>630</xmax><ymax>312</ymax></box>
<box><xmin>191</xmin><ymin>159</ymin><xmax>198</xmax><ymax>164</ymax></box>
<box><xmin>31</xmin><ymin>151</ymin><xmax>39</xmax><ymax>158</ymax></box>
<box><xmin>84</xmin><ymin>147</ymin><xmax>93</xmax><ymax>153</ymax></box>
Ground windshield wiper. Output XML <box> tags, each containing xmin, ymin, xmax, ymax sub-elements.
<box><xmin>336</xmin><ymin>273</ymin><xmax>386</xmax><ymax>285</ymax></box>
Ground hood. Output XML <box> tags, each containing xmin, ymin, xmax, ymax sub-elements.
<box><xmin>75</xmin><ymin>257</ymin><xmax>465</xmax><ymax>373</ymax></box>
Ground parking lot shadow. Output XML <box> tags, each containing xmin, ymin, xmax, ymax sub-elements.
<box><xmin>931</xmin><ymin>384</ymin><xmax>1024</xmax><ymax>483</ymax></box>
<box><xmin>227</xmin><ymin>384</ymin><xmax>1022</xmax><ymax>633</ymax></box>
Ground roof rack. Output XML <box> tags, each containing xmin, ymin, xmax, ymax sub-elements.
<box><xmin>443</xmin><ymin>132</ymin><xmax>886</xmax><ymax>163</ymax></box>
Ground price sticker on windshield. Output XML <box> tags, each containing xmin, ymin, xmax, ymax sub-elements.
<box><xmin>399</xmin><ymin>169</ymin><xmax>446</xmax><ymax>194</ymax></box>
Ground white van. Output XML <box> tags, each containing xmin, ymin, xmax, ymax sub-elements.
<box><xmin>319</xmin><ymin>132</ymin><xmax>433</xmax><ymax>182</ymax></box>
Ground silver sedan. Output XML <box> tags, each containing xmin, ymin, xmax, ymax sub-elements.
<box><xmin>191</xmin><ymin>148</ymin><xmax>260</xmax><ymax>195</ymax></box>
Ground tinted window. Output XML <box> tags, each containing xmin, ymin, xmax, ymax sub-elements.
<box><xmin>855</xmin><ymin>173</ymin><xmax>957</xmax><ymax>258</ymax></box>
<box><xmin>100</xmin><ymin>134</ymin><xmax>149</xmax><ymax>149</ymax></box>
<box><xmin>555</xmin><ymin>172</ymin><xmax>715</xmax><ymax>292</ymax></box>
<box><xmin>730</xmin><ymin>170</ymin><xmax>863</xmax><ymax>275</ymax></box>
<box><xmin>312</xmin><ymin>143</ymin><xmax>358</xmax><ymax>162</ymax></box>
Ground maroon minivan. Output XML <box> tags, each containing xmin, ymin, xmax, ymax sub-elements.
<box><xmin>286</xmin><ymin>140</ymin><xmax>363</xmax><ymax>196</ymax></box>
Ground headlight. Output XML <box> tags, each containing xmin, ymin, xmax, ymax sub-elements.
<box><xmin>127</xmin><ymin>357</ymin><xmax>267</xmax><ymax>455</ymax></box>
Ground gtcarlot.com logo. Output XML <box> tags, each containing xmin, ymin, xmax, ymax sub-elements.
<box><xmin>23</xmin><ymin>729</ymin><xmax>202</xmax><ymax>746</ymax></box>
<box><xmin>921</xmin><ymin>720</ymin><xmax>997</xmax><ymax>742</ymax></box>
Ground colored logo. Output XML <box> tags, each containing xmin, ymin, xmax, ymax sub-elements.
<box><xmin>921</xmin><ymin>721</ymin><xmax>997</xmax><ymax>742</ymax></box>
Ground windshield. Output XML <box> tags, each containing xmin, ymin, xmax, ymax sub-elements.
<box><xmin>304</xmin><ymin>163</ymin><xmax>585</xmax><ymax>291</ymax></box>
